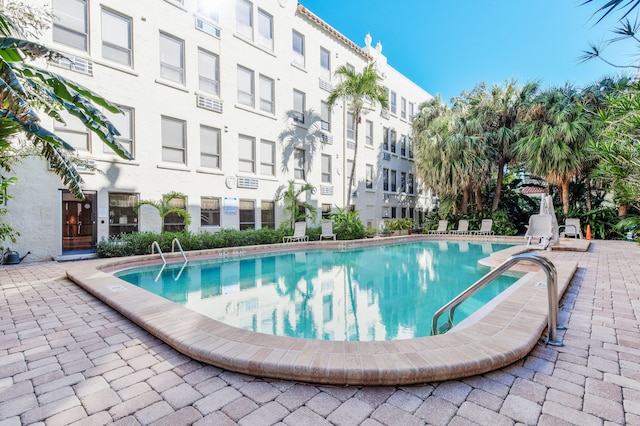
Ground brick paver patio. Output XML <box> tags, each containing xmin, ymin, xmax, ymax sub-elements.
<box><xmin>1</xmin><ymin>240</ymin><xmax>639</xmax><ymax>425</ymax></box>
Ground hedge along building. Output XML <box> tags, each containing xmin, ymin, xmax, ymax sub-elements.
<box><xmin>7</xmin><ymin>0</ymin><xmax>433</xmax><ymax>261</ymax></box>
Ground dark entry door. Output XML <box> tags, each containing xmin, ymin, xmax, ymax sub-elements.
<box><xmin>62</xmin><ymin>191</ymin><xmax>96</xmax><ymax>252</ymax></box>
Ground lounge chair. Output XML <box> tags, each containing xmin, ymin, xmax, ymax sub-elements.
<box><xmin>320</xmin><ymin>220</ymin><xmax>336</xmax><ymax>240</ymax></box>
<box><xmin>559</xmin><ymin>218</ymin><xmax>583</xmax><ymax>239</ymax></box>
<box><xmin>525</xmin><ymin>214</ymin><xmax>554</xmax><ymax>248</ymax></box>
<box><xmin>471</xmin><ymin>219</ymin><xmax>494</xmax><ymax>235</ymax></box>
<box><xmin>283</xmin><ymin>222</ymin><xmax>309</xmax><ymax>243</ymax></box>
<box><xmin>428</xmin><ymin>220</ymin><xmax>448</xmax><ymax>234</ymax></box>
<box><xmin>449</xmin><ymin>220</ymin><xmax>469</xmax><ymax>235</ymax></box>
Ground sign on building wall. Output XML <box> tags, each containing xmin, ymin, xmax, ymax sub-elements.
<box><xmin>224</xmin><ymin>197</ymin><xmax>238</xmax><ymax>215</ymax></box>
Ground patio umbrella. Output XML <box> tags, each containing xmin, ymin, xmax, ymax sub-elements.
<box><xmin>539</xmin><ymin>194</ymin><xmax>559</xmax><ymax>247</ymax></box>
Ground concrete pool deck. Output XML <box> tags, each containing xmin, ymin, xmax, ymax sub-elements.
<box><xmin>2</xmin><ymin>239</ymin><xmax>639</xmax><ymax>424</ymax></box>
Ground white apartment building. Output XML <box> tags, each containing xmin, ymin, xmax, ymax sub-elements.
<box><xmin>7</xmin><ymin>0</ymin><xmax>433</xmax><ymax>261</ymax></box>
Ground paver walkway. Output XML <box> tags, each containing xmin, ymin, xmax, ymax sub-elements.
<box><xmin>1</xmin><ymin>240</ymin><xmax>639</xmax><ymax>425</ymax></box>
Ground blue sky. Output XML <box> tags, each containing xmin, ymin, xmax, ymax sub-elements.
<box><xmin>299</xmin><ymin>0</ymin><xmax>635</xmax><ymax>102</ymax></box>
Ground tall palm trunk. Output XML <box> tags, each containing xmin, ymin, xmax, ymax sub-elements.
<box><xmin>474</xmin><ymin>187</ymin><xmax>483</xmax><ymax>211</ymax></box>
<box><xmin>491</xmin><ymin>159</ymin><xmax>505</xmax><ymax>211</ymax></box>
<box><xmin>461</xmin><ymin>187</ymin><xmax>470</xmax><ymax>214</ymax></box>
<box><xmin>561</xmin><ymin>179</ymin><xmax>570</xmax><ymax>215</ymax></box>
<box><xmin>345</xmin><ymin>110</ymin><xmax>359</xmax><ymax>208</ymax></box>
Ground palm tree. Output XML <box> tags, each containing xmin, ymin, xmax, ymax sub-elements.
<box><xmin>326</xmin><ymin>63</ymin><xmax>388</xmax><ymax>208</ymax></box>
<box><xmin>515</xmin><ymin>85</ymin><xmax>594</xmax><ymax>214</ymax></box>
<box><xmin>0</xmin><ymin>9</ymin><xmax>131</xmax><ymax>199</ymax></box>
<box><xmin>274</xmin><ymin>180</ymin><xmax>317</xmax><ymax>230</ymax></box>
<box><xmin>135</xmin><ymin>192</ymin><xmax>192</xmax><ymax>233</ymax></box>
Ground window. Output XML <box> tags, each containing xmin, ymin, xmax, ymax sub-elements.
<box><xmin>346</xmin><ymin>113</ymin><xmax>354</xmax><ymax>140</ymax></box>
<box><xmin>401</xmin><ymin>97</ymin><xmax>407</xmax><ymax>119</ymax></box>
<box><xmin>201</xmin><ymin>196</ymin><xmax>220</xmax><ymax>226</ymax></box>
<box><xmin>261</xmin><ymin>201</ymin><xmax>275</xmax><ymax>229</ymax></box>
<box><xmin>390</xmin><ymin>129</ymin><xmax>396</xmax><ymax>154</ymax></box>
<box><xmin>383</xmin><ymin>168</ymin><xmax>389</xmax><ymax>191</ymax></box>
<box><xmin>365</xmin><ymin>120</ymin><xmax>373</xmax><ymax>146</ymax></box>
<box><xmin>198</xmin><ymin>49</ymin><xmax>219</xmax><ymax>95</ymax></box>
<box><xmin>391</xmin><ymin>207</ymin><xmax>397</xmax><ymax>219</ymax></box>
<box><xmin>257</xmin><ymin>9</ymin><xmax>273</xmax><ymax>50</ymax></box>
<box><xmin>161</xmin><ymin>116</ymin><xmax>186</xmax><ymax>164</ymax></box>
<box><xmin>164</xmin><ymin>195</ymin><xmax>187</xmax><ymax>232</ymax></box>
<box><xmin>101</xmin><ymin>9</ymin><xmax>132</xmax><ymax>66</ymax></box>
<box><xmin>294</xmin><ymin>148</ymin><xmax>305</xmax><ymax>180</ymax></box>
<box><xmin>259</xmin><ymin>75</ymin><xmax>274</xmax><ymax>113</ymax></box>
<box><xmin>159</xmin><ymin>33</ymin><xmax>184</xmax><ymax>84</ymax></box>
<box><xmin>292</xmin><ymin>30</ymin><xmax>305</xmax><ymax>67</ymax></box>
<box><xmin>53</xmin><ymin>0</ymin><xmax>87</xmax><ymax>51</ymax></box>
<box><xmin>55</xmin><ymin>110</ymin><xmax>89</xmax><ymax>151</ymax></box>
<box><xmin>408</xmin><ymin>136</ymin><xmax>413</xmax><ymax>158</ymax></box>
<box><xmin>293</xmin><ymin>90</ymin><xmax>305</xmax><ymax>124</ymax></box>
<box><xmin>321</xmin><ymin>101</ymin><xmax>331</xmax><ymax>132</ymax></box>
<box><xmin>321</xmin><ymin>154</ymin><xmax>331</xmax><ymax>183</ymax></box>
<box><xmin>236</xmin><ymin>0</ymin><xmax>253</xmax><ymax>39</ymax></box>
<box><xmin>200</xmin><ymin>125</ymin><xmax>221</xmax><ymax>169</ymax></box>
<box><xmin>104</xmin><ymin>106</ymin><xmax>134</xmax><ymax>157</ymax></box>
<box><xmin>390</xmin><ymin>91</ymin><xmax>397</xmax><ymax>114</ymax></box>
<box><xmin>108</xmin><ymin>193</ymin><xmax>138</xmax><ymax>237</ymax></box>
<box><xmin>366</xmin><ymin>164</ymin><xmax>373</xmax><ymax>189</ymax></box>
<box><xmin>238</xmin><ymin>135</ymin><xmax>255</xmax><ymax>173</ymax></box>
<box><xmin>322</xmin><ymin>204</ymin><xmax>332</xmax><ymax>219</ymax></box>
<box><xmin>239</xmin><ymin>199</ymin><xmax>255</xmax><ymax>230</ymax></box>
<box><xmin>383</xmin><ymin>127</ymin><xmax>389</xmax><ymax>151</ymax></box>
<box><xmin>260</xmin><ymin>139</ymin><xmax>275</xmax><ymax>176</ymax></box>
<box><xmin>320</xmin><ymin>47</ymin><xmax>331</xmax><ymax>80</ymax></box>
<box><xmin>400</xmin><ymin>172</ymin><xmax>406</xmax><ymax>192</ymax></box>
<box><xmin>400</xmin><ymin>135</ymin><xmax>406</xmax><ymax>157</ymax></box>
<box><xmin>409</xmin><ymin>102</ymin><xmax>415</xmax><ymax>119</ymax></box>
<box><xmin>237</xmin><ymin>65</ymin><xmax>254</xmax><ymax>106</ymax></box>
<box><xmin>390</xmin><ymin>170</ymin><xmax>397</xmax><ymax>192</ymax></box>
<box><xmin>408</xmin><ymin>173</ymin><xmax>414</xmax><ymax>195</ymax></box>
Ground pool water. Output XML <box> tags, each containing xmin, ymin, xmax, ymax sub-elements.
<box><xmin>115</xmin><ymin>241</ymin><xmax>518</xmax><ymax>341</ymax></box>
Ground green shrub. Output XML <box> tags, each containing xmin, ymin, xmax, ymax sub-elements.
<box><xmin>329</xmin><ymin>207</ymin><xmax>366</xmax><ymax>240</ymax></box>
<box><xmin>387</xmin><ymin>218</ymin><xmax>412</xmax><ymax>230</ymax></box>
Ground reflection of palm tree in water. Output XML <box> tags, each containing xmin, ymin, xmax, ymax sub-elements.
<box><xmin>276</xmin><ymin>253</ymin><xmax>318</xmax><ymax>338</ymax></box>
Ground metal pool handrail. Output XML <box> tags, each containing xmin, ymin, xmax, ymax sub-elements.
<box><xmin>431</xmin><ymin>252</ymin><xmax>564</xmax><ymax>346</ymax></box>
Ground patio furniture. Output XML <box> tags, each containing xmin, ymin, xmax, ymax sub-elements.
<box><xmin>283</xmin><ymin>222</ymin><xmax>309</xmax><ymax>243</ymax></box>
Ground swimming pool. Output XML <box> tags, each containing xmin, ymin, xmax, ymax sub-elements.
<box><xmin>115</xmin><ymin>241</ymin><xmax>518</xmax><ymax>341</ymax></box>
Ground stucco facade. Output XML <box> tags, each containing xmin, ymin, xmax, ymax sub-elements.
<box><xmin>6</xmin><ymin>0</ymin><xmax>433</xmax><ymax>261</ymax></box>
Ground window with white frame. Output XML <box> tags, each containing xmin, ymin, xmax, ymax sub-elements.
<box><xmin>390</xmin><ymin>170</ymin><xmax>397</xmax><ymax>192</ymax></box>
<box><xmin>400</xmin><ymin>135</ymin><xmax>406</xmax><ymax>156</ymax></box>
<box><xmin>408</xmin><ymin>173</ymin><xmax>414</xmax><ymax>194</ymax></box>
<box><xmin>400</xmin><ymin>172</ymin><xmax>406</xmax><ymax>192</ymax></box>
<box><xmin>259</xmin><ymin>75</ymin><xmax>274</xmax><ymax>113</ymax></box>
<box><xmin>201</xmin><ymin>196</ymin><xmax>220</xmax><ymax>226</ymax></box>
<box><xmin>293</xmin><ymin>89</ymin><xmax>305</xmax><ymax>124</ymax></box>
<box><xmin>409</xmin><ymin>102</ymin><xmax>415</xmax><ymax>119</ymax></box>
<box><xmin>365</xmin><ymin>120</ymin><xmax>373</xmax><ymax>146</ymax></box>
<box><xmin>109</xmin><ymin>192</ymin><xmax>138</xmax><ymax>237</ymax></box>
<box><xmin>238</xmin><ymin>135</ymin><xmax>255</xmax><ymax>173</ymax></box>
<box><xmin>236</xmin><ymin>0</ymin><xmax>253</xmax><ymax>39</ymax></box>
<box><xmin>390</xmin><ymin>129</ymin><xmax>397</xmax><ymax>153</ymax></box>
<box><xmin>321</xmin><ymin>101</ymin><xmax>331</xmax><ymax>132</ymax></box>
<box><xmin>320</xmin><ymin>47</ymin><xmax>331</xmax><ymax>80</ymax></box>
<box><xmin>383</xmin><ymin>127</ymin><xmax>389</xmax><ymax>151</ymax></box>
<box><xmin>321</xmin><ymin>154</ymin><xmax>331</xmax><ymax>183</ymax></box>
<box><xmin>104</xmin><ymin>106</ymin><xmax>134</xmax><ymax>157</ymax></box>
<box><xmin>239</xmin><ymin>199</ymin><xmax>255</xmax><ymax>230</ymax></box>
<box><xmin>401</xmin><ymin>97</ymin><xmax>407</xmax><ymax>119</ymax></box>
<box><xmin>237</xmin><ymin>65</ymin><xmax>254</xmax><ymax>107</ymax></box>
<box><xmin>408</xmin><ymin>135</ymin><xmax>413</xmax><ymax>158</ymax></box>
<box><xmin>200</xmin><ymin>125</ymin><xmax>221</xmax><ymax>169</ymax></box>
<box><xmin>198</xmin><ymin>49</ymin><xmax>219</xmax><ymax>95</ymax></box>
<box><xmin>261</xmin><ymin>201</ymin><xmax>275</xmax><ymax>229</ymax></box>
<box><xmin>257</xmin><ymin>9</ymin><xmax>273</xmax><ymax>50</ymax></box>
<box><xmin>101</xmin><ymin>8</ymin><xmax>132</xmax><ymax>66</ymax></box>
<box><xmin>165</xmin><ymin>195</ymin><xmax>187</xmax><ymax>232</ymax></box>
<box><xmin>159</xmin><ymin>32</ymin><xmax>184</xmax><ymax>84</ymax></box>
<box><xmin>292</xmin><ymin>30</ymin><xmax>305</xmax><ymax>67</ymax></box>
<box><xmin>161</xmin><ymin>116</ymin><xmax>186</xmax><ymax>164</ymax></box>
<box><xmin>55</xmin><ymin>109</ymin><xmax>89</xmax><ymax>151</ymax></box>
<box><xmin>294</xmin><ymin>148</ymin><xmax>305</xmax><ymax>180</ymax></box>
<box><xmin>366</xmin><ymin>164</ymin><xmax>373</xmax><ymax>189</ymax></box>
<box><xmin>52</xmin><ymin>0</ymin><xmax>87</xmax><ymax>51</ymax></box>
<box><xmin>390</xmin><ymin>91</ymin><xmax>397</xmax><ymax>114</ymax></box>
<box><xmin>383</xmin><ymin>168</ymin><xmax>389</xmax><ymax>191</ymax></box>
<box><xmin>346</xmin><ymin>112</ymin><xmax>354</xmax><ymax>140</ymax></box>
<box><xmin>260</xmin><ymin>139</ymin><xmax>275</xmax><ymax>176</ymax></box>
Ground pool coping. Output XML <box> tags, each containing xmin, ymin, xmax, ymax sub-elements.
<box><xmin>66</xmin><ymin>235</ymin><xmax>578</xmax><ymax>386</ymax></box>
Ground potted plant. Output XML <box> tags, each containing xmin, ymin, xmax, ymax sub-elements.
<box><xmin>387</xmin><ymin>218</ymin><xmax>412</xmax><ymax>236</ymax></box>
<box><xmin>365</xmin><ymin>226</ymin><xmax>377</xmax><ymax>238</ymax></box>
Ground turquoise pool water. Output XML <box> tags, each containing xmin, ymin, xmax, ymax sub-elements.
<box><xmin>115</xmin><ymin>241</ymin><xmax>518</xmax><ymax>341</ymax></box>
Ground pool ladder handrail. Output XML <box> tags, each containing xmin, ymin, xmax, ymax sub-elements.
<box><xmin>151</xmin><ymin>238</ymin><xmax>188</xmax><ymax>282</ymax></box>
<box><xmin>431</xmin><ymin>252</ymin><xmax>565</xmax><ymax>346</ymax></box>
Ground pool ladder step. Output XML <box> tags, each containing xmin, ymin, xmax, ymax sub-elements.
<box><xmin>151</xmin><ymin>238</ymin><xmax>188</xmax><ymax>282</ymax></box>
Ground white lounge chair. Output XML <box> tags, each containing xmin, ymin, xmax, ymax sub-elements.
<box><xmin>320</xmin><ymin>220</ymin><xmax>336</xmax><ymax>240</ymax></box>
<box><xmin>450</xmin><ymin>220</ymin><xmax>469</xmax><ymax>235</ymax></box>
<box><xmin>559</xmin><ymin>218</ymin><xmax>583</xmax><ymax>239</ymax></box>
<box><xmin>428</xmin><ymin>220</ymin><xmax>448</xmax><ymax>234</ymax></box>
<box><xmin>471</xmin><ymin>219</ymin><xmax>494</xmax><ymax>235</ymax></box>
<box><xmin>525</xmin><ymin>214</ymin><xmax>554</xmax><ymax>248</ymax></box>
<box><xmin>283</xmin><ymin>222</ymin><xmax>309</xmax><ymax>243</ymax></box>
